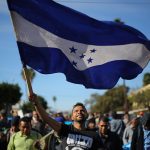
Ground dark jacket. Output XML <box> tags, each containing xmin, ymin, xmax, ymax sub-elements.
<box><xmin>130</xmin><ymin>124</ymin><xmax>144</xmax><ymax>150</ymax></box>
<box><xmin>99</xmin><ymin>130</ymin><xmax>123</xmax><ymax>150</ymax></box>
<box><xmin>131</xmin><ymin>112</ymin><xmax>150</xmax><ymax>150</ymax></box>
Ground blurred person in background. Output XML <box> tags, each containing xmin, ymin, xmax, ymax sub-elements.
<box><xmin>138</xmin><ymin>111</ymin><xmax>144</xmax><ymax>118</ymax></box>
<box><xmin>123</xmin><ymin>113</ymin><xmax>130</xmax><ymax>127</ymax></box>
<box><xmin>122</xmin><ymin>114</ymin><xmax>139</xmax><ymax>149</ymax></box>
<box><xmin>54</xmin><ymin>112</ymin><xmax>65</xmax><ymax>123</ymax></box>
<box><xmin>109</xmin><ymin>111</ymin><xmax>125</xmax><ymax>139</ymax></box>
<box><xmin>6</xmin><ymin>116</ymin><xmax>20</xmax><ymax>143</ymax></box>
<box><xmin>11</xmin><ymin>110</ymin><xmax>19</xmax><ymax>118</ymax></box>
<box><xmin>131</xmin><ymin>112</ymin><xmax>150</xmax><ymax>150</ymax></box>
<box><xmin>86</xmin><ymin>118</ymin><xmax>97</xmax><ymax>131</ymax></box>
<box><xmin>31</xmin><ymin>110</ymin><xmax>45</xmax><ymax>135</ymax></box>
<box><xmin>94</xmin><ymin>112</ymin><xmax>102</xmax><ymax>127</ymax></box>
<box><xmin>98</xmin><ymin>116</ymin><xmax>123</xmax><ymax>150</ymax></box>
<box><xmin>0</xmin><ymin>111</ymin><xmax>11</xmax><ymax>131</ymax></box>
<box><xmin>7</xmin><ymin>117</ymin><xmax>41</xmax><ymax>150</ymax></box>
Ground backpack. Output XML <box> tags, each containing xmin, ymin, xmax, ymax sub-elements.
<box><xmin>38</xmin><ymin>130</ymin><xmax>61</xmax><ymax>150</ymax></box>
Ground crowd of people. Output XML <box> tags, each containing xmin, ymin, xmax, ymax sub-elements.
<box><xmin>0</xmin><ymin>94</ymin><xmax>149</xmax><ymax>150</ymax></box>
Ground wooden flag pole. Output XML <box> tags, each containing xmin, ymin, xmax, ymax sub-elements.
<box><xmin>23</xmin><ymin>65</ymin><xmax>33</xmax><ymax>96</ymax></box>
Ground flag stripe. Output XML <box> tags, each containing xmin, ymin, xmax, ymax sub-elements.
<box><xmin>8</xmin><ymin>0</ymin><xmax>149</xmax><ymax>46</ymax></box>
<box><xmin>12</xmin><ymin>11</ymin><xmax>150</xmax><ymax>70</ymax></box>
<box><xmin>17</xmin><ymin>42</ymin><xmax>143</xmax><ymax>89</ymax></box>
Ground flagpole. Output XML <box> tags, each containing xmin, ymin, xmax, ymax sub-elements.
<box><xmin>23</xmin><ymin>64</ymin><xmax>33</xmax><ymax>96</ymax></box>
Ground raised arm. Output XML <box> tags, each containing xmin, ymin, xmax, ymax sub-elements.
<box><xmin>29</xmin><ymin>93</ymin><xmax>62</xmax><ymax>133</ymax></box>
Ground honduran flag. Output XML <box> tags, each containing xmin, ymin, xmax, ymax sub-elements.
<box><xmin>7</xmin><ymin>0</ymin><xmax>150</xmax><ymax>89</ymax></box>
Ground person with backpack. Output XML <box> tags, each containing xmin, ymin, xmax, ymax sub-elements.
<box><xmin>29</xmin><ymin>93</ymin><xmax>104</xmax><ymax>150</ymax></box>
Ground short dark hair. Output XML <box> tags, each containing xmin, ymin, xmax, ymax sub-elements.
<box><xmin>99</xmin><ymin>116</ymin><xmax>109</xmax><ymax>123</ymax></box>
<box><xmin>72</xmin><ymin>103</ymin><xmax>88</xmax><ymax>120</ymax></box>
<box><xmin>110</xmin><ymin>111</ymin><xmax>117</xmax><ymax>119</ymax></box>
<box><xmin>19</xmin><ymin>117</ymin><xmax>31</xmax><ymax>124</ymax></box>
<box><xmin>72</xmin><ymin>102</ymin><xmax>86</xmax><ymax>111</ymax></box>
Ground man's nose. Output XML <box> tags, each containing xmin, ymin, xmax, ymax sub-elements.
<box><xmin>77</xmin><ymin>111</ymin><xmax>82</xmax><ymax>114</ymax></box>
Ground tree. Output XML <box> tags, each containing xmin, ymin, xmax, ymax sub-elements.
<box><xmin>88</xmin><ymin>86</ymin><xmax>130</xmax><ymax>113</ymax></box>
<box><xmin>21</xmin><ymin>102</ymin><xmax>34</xmax><ymax>114</ymax></box>
<box><xmin>143</xmin><ymin>73</ymin><xmax>150</xmax><ymax>86</ymax></box>
<box><xmin>0</xmin><ymin>82</ymin><xmax>22</xmax><ymax>110</ymax></box>
<box><xmin>129</xmin><ymin>89</ymin><xmax>150</xmax><ymax>111</ymax></box>
<box><xmin>84</xmin><ymin>93</ymin><xmax>99</xmax><ymax>111</ymax></box>
<box><xmin>37</xmin><ymin>95</ymin><xmax>48</xmax><ymax>110</ymax></box>
<box><xmin>90</xmin><ymin>94</ymin><xmax>110</xmax><ymax>113</ymax></box>
<box><xmin>21</xmin><ymin>95</ymin><xmax>48</xmax><ymax>114</ymax></box>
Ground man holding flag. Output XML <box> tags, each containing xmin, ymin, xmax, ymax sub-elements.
<box><xmin>29</xmin><ymin>94</ymin><xmax>104</xmax><ymax>150</ymax></box>
<box><xmin>6</xmin><ymin>0</ymin><xmax>150</xmax><ymax>149</ymax></box>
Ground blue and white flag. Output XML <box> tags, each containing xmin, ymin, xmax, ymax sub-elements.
<box><xmin>7</xmin><ymin>0</ymin><xmax>150</xmax><ymax>89</ymax></box>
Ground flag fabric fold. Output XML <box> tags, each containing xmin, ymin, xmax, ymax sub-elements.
<box><xmin>7</xmin><ymin>0</ymin><xmax>150</xmax><ymax>89</ymax></box>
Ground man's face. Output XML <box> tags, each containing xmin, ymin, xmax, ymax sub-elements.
<box><xmin>19</xmin><ymin>121</ymin><xmax>31</xmax><ymax>135</ymax></box>
<box><xmin>130</xmin><ymin>119</ymin><xmax>138</xmax><ymax>129</ymax></box>
<box><xmin>71</xmin><ymin>106</ymin><xmax>87</xmax><ymax>122</ymax></box>
<box><xmin>32</xmin><ymin>111</ymin><xmax>39</xmax><ymax>120</ymax></box>
<box><xmin>98</xmin><ymin>121</ymin><xmax>109</xmax><ymax>135</ymax></box>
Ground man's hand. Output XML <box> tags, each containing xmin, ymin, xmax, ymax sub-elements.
<box><xmin>28</xmin><ymin>93</ymin><xmax>62</xmax><ymax>133</ymax></box>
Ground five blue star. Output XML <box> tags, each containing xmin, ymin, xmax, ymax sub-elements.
<box><xmin>69</xmin><ymin>46</ymin><xmax>95</xmax><ymax>65</ymax></box>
